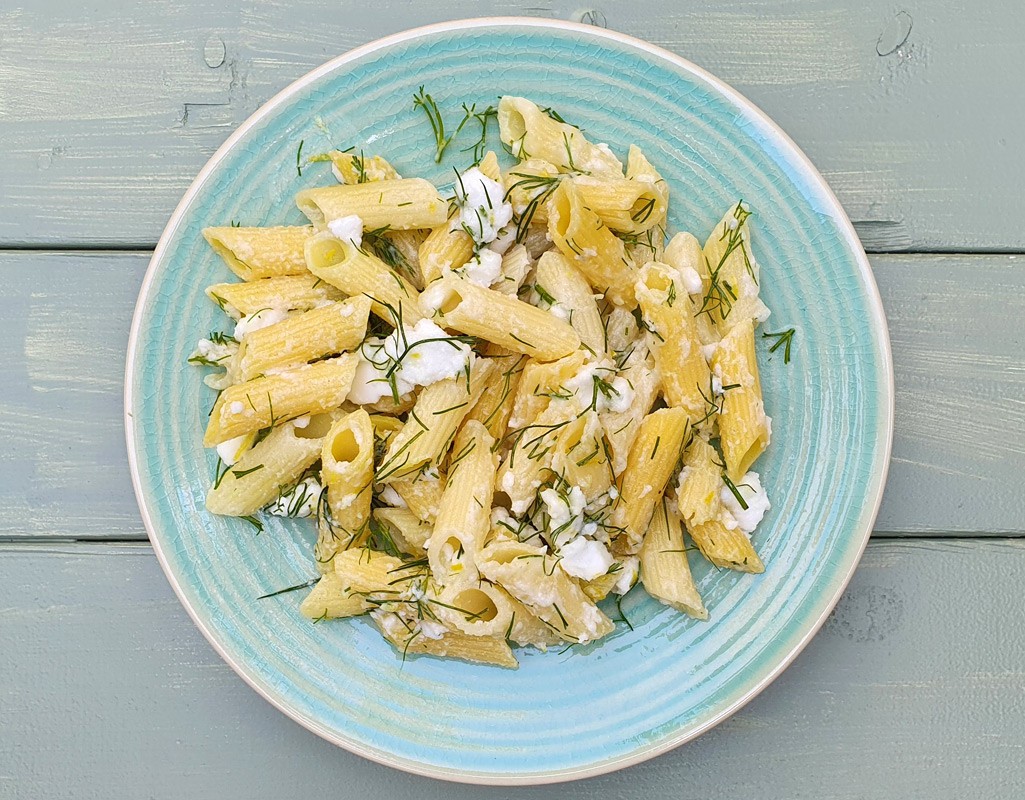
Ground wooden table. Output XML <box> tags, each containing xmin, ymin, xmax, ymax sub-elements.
<box><xmin>3</xmin><ymin>3</ymin><xmax>1023</xmax><ymax>797</ymax></box>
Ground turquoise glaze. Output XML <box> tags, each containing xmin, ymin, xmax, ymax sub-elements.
<box><xmin>126</xmin><ymin>18</ymin><xmax>893</xmax><ymax>785</ymax></box>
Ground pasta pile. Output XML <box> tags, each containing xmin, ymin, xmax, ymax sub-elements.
<box><xmin>190</xmin><ymin>95</ymin><xmax>775</xmax><ymax>668</ymax></box>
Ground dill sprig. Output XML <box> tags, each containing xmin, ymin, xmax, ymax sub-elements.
<box><xmin>413</xmin><ymin>86</ymin><xmax>469</xmax><ymax>163</ymax></box>
<box><xmin>296</xmin><ymin>140</ymin><xmax>304</xmax><ymax>176</ymax></box>
<box><xmin>459</xmin><ymin>103</ymin><xmax>498</xmax><ymax>165</ymax></box>
<box><xmin>698</xmin><ymin>201</ymin><xmax>754</xmax><ymax>322</ymax></box>
<box><xmin>504</xmin><ymin>172</ymin><xmax>562</xmax><ymax>244</ymax></box>
<box><xmin>258</xmin><ymin>577</ymin><xmax>319</xmax><ymax>600</ymax></box>
<box><xmin>721</xmin><ymin>472</ymin><xmax>749</xmax><ymax>510</ymax></box>
<box><xmin>762</xmin><ymin>328</ymin><xmax>796</xmax><ymax>364</ymax></box>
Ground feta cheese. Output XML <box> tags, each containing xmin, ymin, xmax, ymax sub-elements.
<box><xmin>564</xmin><ymin>358</ymin><xmax>634</xmax><ymax>413</ymax></box>
<box><xmin>541</xmin><ymin>486</ymin><xmax>587</xmax><ymax>539</ymax></box>
<box><xmin>266</xmin><ymin>475</ymin><xmax>322</xmax><ymax>518</ymax></box>
<box><xmin>191</xmin><ymin>336</ymin><xmax>236</xmax><ymax>366</ymax></box>
<box><xmin>327</xmin><ymin>214</ymin><xmax>363</xmax><ymax>247</ymax></box>
<box><xmin>216</xmin><ymin>434</ymin><xmax>249</xmax><ymax>466</ymax></box>
<box><xmin>454</xmin><ymin>167</ymin><xmax>513</xmax><ymax>246</ymax></box>
<box><xmin>701</xmin><ymin>343</ymin><xmax>718</xmax><ymax>362</ymax></box>
<box><xmin>233</xmin><ymin>307</ymin><xmax>287</xmax><ymax>339</ymax></box>
<box><xmin>558</xmin><ymin>536</ymin><xmax>614</xmax><ymax>581</ymax></box>
<box><xmin>679</xmin><ymin>266</ymin><xmax>703</xmax><ymax>294</ymax></box>
<box><xmin>346</xmin><ymin>319</ymin><xmax>471</xmax><ymax>405</ymax></box>
<box><xmin>458</xmin><ymin>247</ymin><xmax>503</xmax><ymax>287</ymax></box>
<box><xmin>291</xmin><ymin>414</ymin><xmax>310</xmax><ymax>429</ymax></box>
<box><xmin>229</xmin><ymin>401</ymin><xmax>245</xmax><ymax>414</ymax></box>
<box><xmin>379</xmin><ymin>485</ymin><xmax>407</xmax><ymax>508</ymax></box>
<box><xmin>720</xmin><ymin>471</ymin><xmax>770</xmax><ymax>534</ymax></box>
<box><xmin>612</xmin><ymin>556</ymin><xmax>639</xmax><ymax>595</ymax></box>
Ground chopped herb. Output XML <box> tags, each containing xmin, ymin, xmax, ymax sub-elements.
<box><xmin>232</xmin><ymin>464</ymin><xmax>264</xmax><ymax>478</ymax></box>
<box><xmin>295</xmin><ymin>139</ymin><xmax>304</xmax><ymax>176</ymax></box>
<box><xmin>412</xmin><ymin>86</ymin><xmax>469</xmax><ymax>163</ymax></box>
<box><xmin>721</xmin><ymin>472</ymin><xmax>749</xmax><ymax>510</ymax></box>
<box><xmin>763</xmin><ymin>327</ymin><xmax>796</xmax><ymax>363</ymax></box>
<box><xmin>241</xmin><ymin>514</ymin><xmax>264</xmax><ymax>534</ymax></box>
<box><xmin>258</xmin><ymin>577</ymin><xmax>319</xmax><ymax>600</ymax></box>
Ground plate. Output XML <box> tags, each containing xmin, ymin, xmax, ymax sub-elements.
<box><xmin>125</xmin><ymin>17</ymin><xmax>893</xmax><ymax>785</ymax></box>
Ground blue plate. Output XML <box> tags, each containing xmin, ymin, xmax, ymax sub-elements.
<box><xmin>126</xmin><ymin>18</ymin><xmax>893</xmax><ymax>785</ymax></box>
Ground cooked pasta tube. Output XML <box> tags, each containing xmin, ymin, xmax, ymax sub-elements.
<box><xmin>547</xmin><ymin>180</ymin><xmax>636</xmax><ymax>306</ymax></box>
<box><xmin>712</xmin><ymin>318</ymin><xmax>771</xmax><ymax>481</ymax></box>
<box><xmin>202</xmin><ymin>226</ymin><xmax>312</xmax><ymax>280</ymax></box>
<box><xmin>419</xmin><ymin>275</ymin><xmax>580</xmax><ymax>361</ymax></box>
<box><xmin>204</xmin><ymin>354</ymin><xmax>358</xmax><ymax>446</ymax></box>
<box><xmin>305</xmin><ymin>231</ymin><xmax>423</xmax><ymax>325</ymax></box>
<box><xmin>296</xmin><ymin>178</ymin><xmax>448</xmax><ymax>231</ymax></box>
<box><xmin>205</xmin><ymin>274</ymin><xmax>344</xmax><ymax>319</ymax></box>
<box><xmin>640</xmin><ymin>499</ymin><xmax>708</xmax><ymax>619</ymax></box>
<box><xmin>233</xmin><ymin>296</ymin><xmax>372</xmax><ymax>382</ymax></box>
<box><xmin>315</xmin><ymin>410</ymin><xmax>375</xmax><ymax>568</ymax></box>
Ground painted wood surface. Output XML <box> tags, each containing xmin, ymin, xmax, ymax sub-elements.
<box><xmin>2</xmin><ymin>251</ymin><xmax>1022</xmax><ymax>540</ymax></box>
<box><xmin>1</xmin><ymin>540</ymin><xmax>1023</xmax><ymax>798</ymax></box>
<box><xmin>1</xmin><ymin>0</ymin><xmax>1022</xmax><ymax>251</ymax></box>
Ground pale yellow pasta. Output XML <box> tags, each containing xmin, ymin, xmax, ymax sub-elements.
<box><xmin>427</xmin><ymin>421</ymin><xmax>497</xmax><ymax>583</ymax></box>
<box><xmin>571</xmin><ymin>174</ymin><xmax>666</xmax><ymax>236</ymax></box>
<box><xmin>418</xmin><ymin>221</ymin><xmax>475</xmax><ymax>285</ymax></box>
<box><xmin>635</xmin><ymin>262</ymin><xmax>711</xmax><ymax>421</ymax></box>
<box><xmin>315</xmin><ymin>410</ymin><xmax>375</xmax><ymax>568</ymax></box>
<box><xmin>701</xmin><ymin>203</ymin><xmax>770</xmax><ymax>335</ymax></box>
<box><xmin>233</xmin><ymin>296</ymin><xmax>372</xmax><ymax>382</ymax></box>
<box><xmin>663</xmin><ymin>231</ymin><xmax>719</xmax><ymax>346</ymax></box>
<box><xmin>549</xmin><ymin>410</ymin><xmax>612</xmax><ymax>507</ymax></box>
<box><xmin>202</xmin><ymin>226</ymin><xmax>312</xmax><ymax>280</ymax></box>
<box><xmin>676</xmin><ymin>437</ymin><xmax>764</xmax><ymax>573</ymax></box>
<box><xmin>419</xmin><ymin>275</ymin><xmax>580</xmax><ymax>361</ymax></box>
<box><xmin>507</xmin><ymin>351</ymin><xmax>587</xmax><ymax>431</ymax></box>
<box><xmin>296</xmin><ymin>178</ymin><xmax>448</xmax><ymax>231</ymax></box>
<box><xmin>462</xmin><ymin>354</ymin><xmax>526</xmax><ymax>441</ymax></box>
<box><xmin>206</xmin><ymin>274</ymin><xmax>344</xmax><ymax>319</ymax></box>
<box><xmin>373</xmin><ymin>507</ymin><xmax>433</xmax><ymax>553</ymax></box>
<box><xmin>372</xmin><ymin>610</ymin><xmax>519</xmax><ymax>669</ymax></box>
<box><xmin>389</xmin><ymin>471</ymin><xmax>446</xmax><ymax>524</ymax></box>
<box><xmin>305</xmin><ymin>231</ymin><xmax>422</xmax><ymax>325</ymax></box>
<box><xmin>478</xmin><ymin>536</ymin><xmax>614</xmax><ymax>644</ymax></box>
<box><xmin>712</xmin><ymin>318</ymin><xmax>771</xmax><ymax>481</ymax></box>
<box><xmin>493</xmin><ymin>244</ymin><xmax>533</xmax><ymax>297</ymax></box>
<box><xmin>498</xmin><ymin>96</ymin><xmax>623</xmax><ymax>177</ymax></box>
<box><xmin>640</xmin><ymin>499</ymin><xmax>708</xmax><ymax>619</ymax></box>
<box><xmin>503</xmin><ymin>158</ymin><xmax>560</xmax><ymax>226</ymax></box>
<box><xmin>204</xmin><ymin>354</ymin><xmax>358</xmax><ymax>447</ymax></box>
<box><xmin>610</xmin><ymin>406</ymin><xmax>690</xmax><ymax>554</ymax></box>
<box><xmin>327</xmin><ymin>149</ymin><xmax>401</xmax><ymax>184</ymax></box>
<box><xmin>547</xmin><ymin>180</ymin><xmax>636</xmax><ymax>307</ymax></box>
<box><xmin>299</xmin><ymin>572</ymin><xmax>367</xmax><ymax>620</ymax></box>
<box><xmin>433</xmin><ymin>577</ymin><xmax>514</xmax><ymax>638</ymax></box>
<box><xmin>534</xmin><ymin>251</ymin><xmax>605</xmax><ymax>356</ymax></box>
<box><xmin>377</xmin><ymin>359</ymin><xmax>495</xmax><ymax>483</ymax></box>
<box><xmin>206</xmin><ymin>416</ymin><xmax>332</xmax><ymax>516</ymax></box>
<box><xmin>601</xmin><ymin>345</ymin><xmax>660</xmax><ymax>475</ymax></box>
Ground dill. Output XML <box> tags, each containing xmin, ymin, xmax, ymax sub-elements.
<box><xmin>460</xmin><ymin>103</ymin><xmax>498</xmax><ymax>165</ymax></box>
<box><xmin>433</xmin><ymin>401</ymin><xmax>468</xmax><ymax>416</ymax></box>
<box><xmin>229</xmin><ymin>220</ymin><xmax>241</xmax><ymax>228</ymax></box>
<box><xmin>351</xmin><ymin>150</ymin><xmax>368</xmax><ymax>184</ymax></box>
<box><xmin>650</xmin><ymin>436</ymin><xmax>661</xmax><ymax>460</ymax></box>
<box><xmin>509</xmin><ymin>332</ymin><xmax>535</xmax><ymax>350</ymax></box>
<box><xmin>631</xmin><ymin>196</ymin><xmax>656</xmax><ymax>223</ymax></box>
<box><xmin>257</xmin><ymin>577</ymin><xmax>319</xmax><ymax>600</ymax></box>
<box><xmin>296</xmin><ymin>139</ymin><xmax>304</xmax><ymax>176</ymax></box>
<box><xmin>541</xmin><ymin>105</ymin><xmax>572</xmax><ymax>126</ymax></box>
<box><xmin>504</xmin><ymin>172</ymin><xmax>561</xmax><ymax>243</ymax></box>
<box><xmin>763</xmin><ymin>327</ymin><xmax>796</xmax><ymax>363</ymax></box>
<box><xmin>721</xmin><ymin>472</ymin><xmax>749</xmax><ymax>510</ymax></box>
<box><xmin>698</xmin><ymin>201</ymin><xmax>754</xmax><ymax>322</ymax></box>
<box><xmin>212</xmin><ymin>457</ymin><xmax>231</xmax><ymax>490</ymax></box>
<box><xmin>413</xmin><ymin>86</ymin><xmax>468</xmax><ymax>163</ymax></box>
<box><xmin>241</xmin><ymin>514</ymin><xmax>264</xmax><ymax>534</ymax></box>
<box><xmin>532</xmin><ymin>282</ymin><xmax>558</xmax><ymax>306</ymax></box>
<box><xmin>232</xmin><ymin>464</ymin><xmax>264</xmax><ymax>478</ymax></box>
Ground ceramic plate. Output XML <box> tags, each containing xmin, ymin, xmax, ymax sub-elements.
<box><xmin>125</xmin><ymin>17</ymin><xmax>893</xmax><ymax>785</ymax></box>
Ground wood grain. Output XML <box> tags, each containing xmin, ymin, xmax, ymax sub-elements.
<box><xmin>2</xmin><ymin>251</ymin><xmax>1022</xmax><ymax>540</ymax></box>
<box><xmin>0</xmin><ymin>1</ymin><xmax>1021</xmax><ymax>250</ymax></box>
<box><xmin>1</xmin><ymin>539</ymin><xmax>1022</xmax><ymax>797</ymax></box>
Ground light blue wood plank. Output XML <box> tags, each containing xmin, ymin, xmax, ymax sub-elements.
<box><xmin>0</xmin><ymin>1</ymin><xmax>1022</xmax><ymax>249</ymax></box>
<box><xmin>1</xmin><ymin>539</ymin><xmax>1022</xmax><ymax>797</ymax></box>
<box><xmin>2</xmin><ymin>251</ymin><xmax>1023</xmax><ymax>539</ymax></box>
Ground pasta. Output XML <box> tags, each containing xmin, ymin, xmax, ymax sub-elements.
<box><xmin>189</xmin><ymin>91</ymin><xmax>781</xmax><ymax>668</ymax></box>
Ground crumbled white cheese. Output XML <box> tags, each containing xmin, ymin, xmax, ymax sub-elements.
<box><xmin>327</xmin><ymin>214</ymin><xmax>363</xmax><ymax>247</ymax></box>
<box><xmin>379</xmin><ymin>485</ymin><xmax>407</xmax><ymax>508</ymax></box>
<box><xmin>712</xmin><ymin>374</ymin><xmax>724</xmax><ymax>395</ymax></box>
<box><xmin>454</xmin><ymin>167</ymin><xmax>513</xmax><ymax>246</ymax></box>
<box><xmin>291</xmin><ymin>414</ymin><xmax>310</xmax><ymax>429</ymax></box>
<box><xmin>266</xmin><ymin>475</ymin><xmax>321</xmax><ymax>518</ymax></box>
<box><xmin>233</xmin><ymin>307</ymin><xmax>287</xmax><ymax>339</ymax></box>
<box><xmin>564</xmin><ymin>358</ymin><xmax>634</xmax><ymax>414</ymax></box>
<box><xmin>216</xmin><ymin>435</ymin><xmax>249</xmax><ymax>466</ymax></box>
<box><xmin>612</xmin><ymin>556</ymin><xmax>639</xmax><ymax>595</ymax></box>
<box><xmin>229</xmin><ymin>401</ymin><xmax>245</xmax><ymax>414</ymax></box>
<box><xmin>417</xmin><ymin>619</ymin><xmax>448</xmax><ymax>640</ymax></box>
<box><xmin>558</xmin><ymin>536</ymin><xmax>614</xmax><ymax>581</ymax></box>
<box><xmin>701</xmin><ymin>343</ymin><xmax>718</xmax><ymax>362</ymax></box>
<box><xmin>720</xmin><ymin>471</ymin><xmax>770</xmax><ymax>534</ymax></box>
<box><xmin>541</xmin><ymin>486</ymin><xmax>587</xmax><ymax>539</ymax></box>
<box><xmin>488</xmin><ymin>226</ymin><xmax>516</xmax><ymax>255</ymax></box>
<box><xmin>346</xmin><ymin>319</ymin><xmax>471</xmax><ymax>404</ymax></box>
<box><xmin>191</xmin><ymin>336</ymin><xmax>236</xmax><ymax>365</ymax></box>
<box><xmin>458</xmin><ymin>248</ymin><xmax>503</xmax><ymax>287</ymax></box>
<box><xmin>679</xmin><ymin>266</ymin><xmax>703</xmax><ymax>295</ymax></box>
